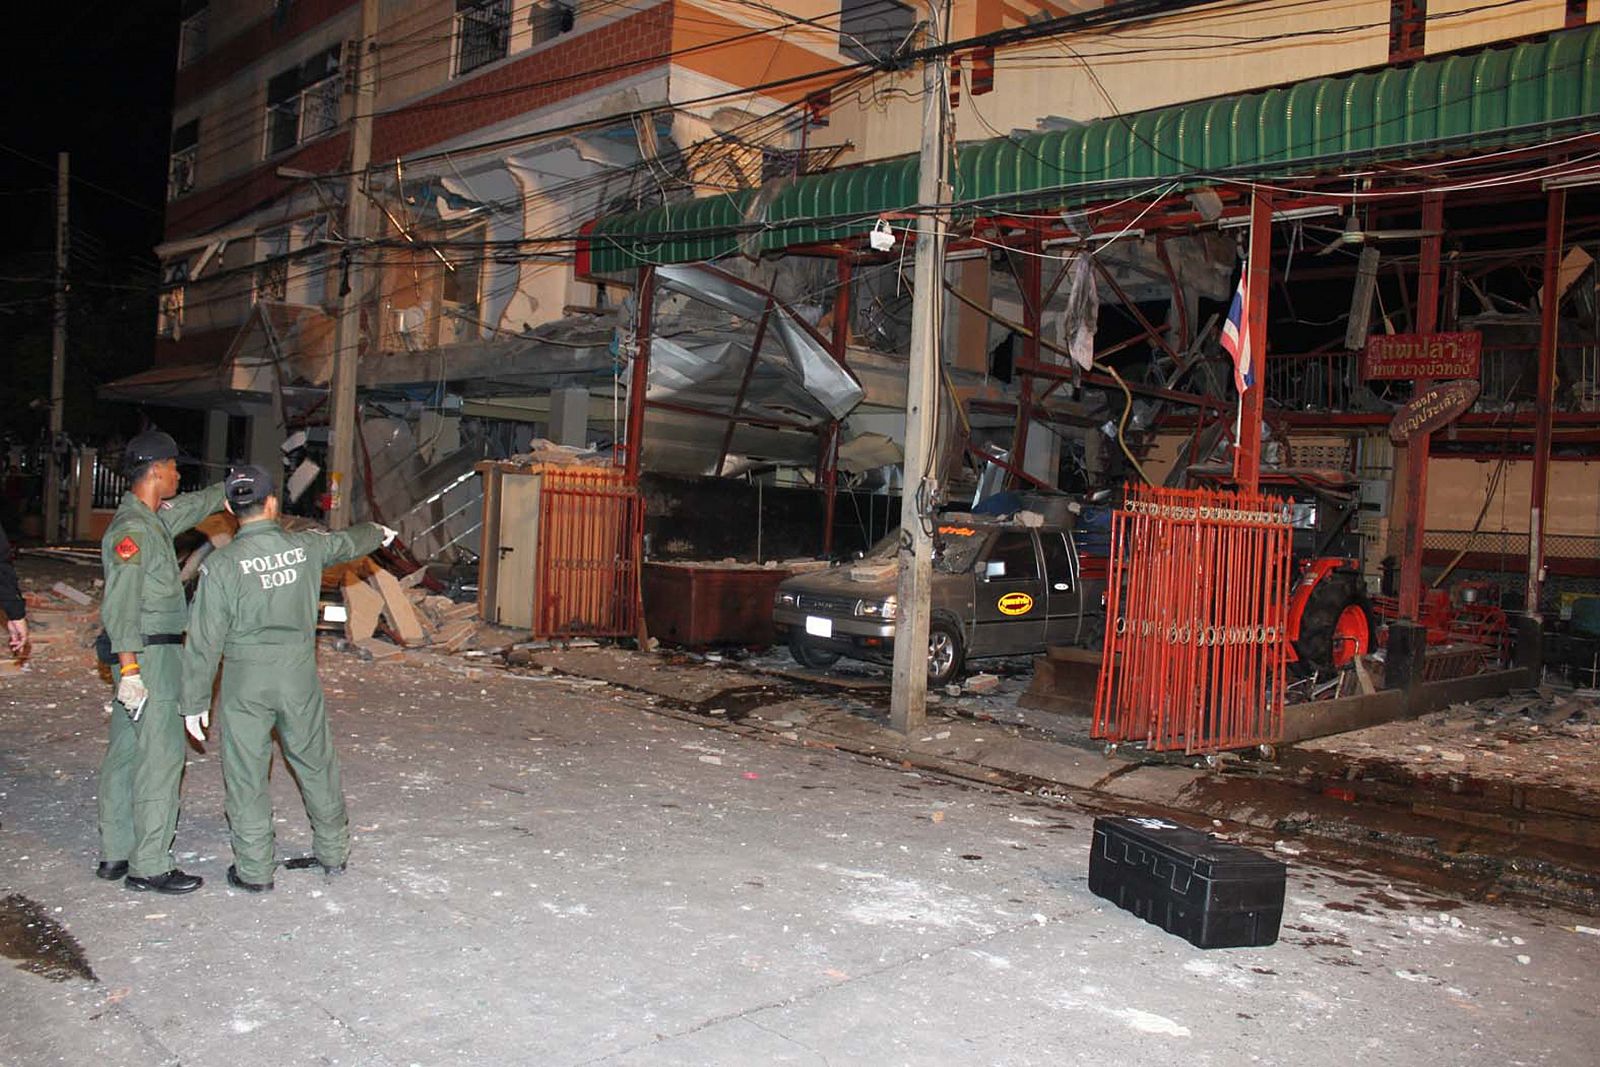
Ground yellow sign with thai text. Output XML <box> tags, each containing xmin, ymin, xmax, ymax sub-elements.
<box><xmin>997</xmin><ymin>592</ymin><xmax>1034</xmax><ymax>616</ymax></box>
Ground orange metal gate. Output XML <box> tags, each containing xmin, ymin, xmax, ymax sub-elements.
<box><xmin>534</xmin><ymin>468</ymin><xmax>643</xmax><ymax>639</ymax></box>
<box><xmin>1092</xmin><ymin>485</ymin><xmax>1292</xmax><ymax>754</ymax></box>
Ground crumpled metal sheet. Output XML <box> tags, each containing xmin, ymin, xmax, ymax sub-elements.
<box><xmin>652</xmin><ymin>264</ymin><xmax>864</xmax><ymax>421</ymax></box>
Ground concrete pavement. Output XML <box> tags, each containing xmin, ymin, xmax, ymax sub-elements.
<box><xmin>2</xmin><ymin>635</ymin><xmax>1598</xmax><ymax>1066</ymax></box>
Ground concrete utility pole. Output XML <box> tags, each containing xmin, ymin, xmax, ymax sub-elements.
<box><xmin>45</xmin><ymin>152</ymin><xmax>69</xmax><ymax>544</ymax></box>
<box><xmin>889</xmin><ymin>2</ymin><xmax>951</xmax><ymax>734</ymax></box>
<box><xmin>327</xmin><ymin>0</ymin><xmax>380</xmax><ymax>529</ymax></box>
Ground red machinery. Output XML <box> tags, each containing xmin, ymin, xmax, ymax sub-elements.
<box><xmin>1372</xmin><ymin>580</ymin><xmax>1513</xmax><ymax>666</ymax></box>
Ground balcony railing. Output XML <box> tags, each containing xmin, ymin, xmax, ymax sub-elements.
<box><xmin>167</xmin><ymin>145</ymin><xmax>197</xmax><ymax>201</ymax></box>
<box><xmin>265</xmin><ymin>76</ymin><xmax>341</xmax><ymax>156</ymax></box>
<box><xmin>1262</xmin><ymin>343</ymin><xmax>1600</xmax><ymax>414</ymax></box>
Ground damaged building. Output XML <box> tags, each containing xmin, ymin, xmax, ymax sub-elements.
<box><xmin>103</xmin><ymin>1</ymin><xmax>1600</xmax><ymax>739</ymax></box>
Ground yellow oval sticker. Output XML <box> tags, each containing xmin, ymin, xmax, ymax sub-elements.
<box><xmin>997</xmin><ymin>592</ymin><xmax>1034</xmax><ymax>616</ymax></box>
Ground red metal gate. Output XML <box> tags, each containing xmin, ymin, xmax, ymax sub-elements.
<box><xmin>1092</xmin><ymin>485</ymin><xmax>1292</xmax><ymax>754</ymax></box>
<box><xmin>534</xmin><ymin>468</ymin><xmax>643</xmax><ymax>639</ymax></box>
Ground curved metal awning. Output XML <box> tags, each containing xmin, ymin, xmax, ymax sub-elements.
<box><xmin>586</xmin><ymin>23</ymin><xmax>1600</xmax><ymax>272</ymax></box>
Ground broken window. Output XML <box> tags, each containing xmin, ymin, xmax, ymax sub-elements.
<box><xmin>168</xmin><ymin>119</ymin><xmax>198</xmax><ymax>201</ymax></box>
<box><xmin>529</xmin><ymin>1</ymin><xmax>577</xmax><ymax>46</ymax></box>
<box><xmin>253</xmin><ymin>227</ymin><xmax>291</xmax><ymax>304</ymax></box>
<box><xmin>839</xmin><ymin>0</ymin><xmax>916</xmax><ymax>66</ymax></box>
<box><xmin>441</xmin><ymin>229</ymin><xmax>484</xmax><ymax>343</ymax></box>
<box><xmin>264</xmin><ymin>45</ymin><xmax>343</xmax><ymax>157</ymax></box>
<box><xmin>158</xmin><ymin>261</ymin><xmax>189</xmax><ymax>340</ymax></box>
<box><xmin>455</xmin><ymin>0</ymin><xmax>512</xmax><ymax>76</ymax></box>
<box><xmin>986</xmin><ymin>532</ymin><xmax>1039</xmax><ymax>581</ymax></box>
<box><xmin>178</xmin><ymin>1</ymin><xmax>209</xmax><ymax>68</ymax></box>
<box><xmin>1388</xmin><ymin>0</ymin><xmax>1425</xmax><ymax>62</ymax></box>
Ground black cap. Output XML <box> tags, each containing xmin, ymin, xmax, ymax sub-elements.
<box><xmin>225</xmin><ymin>464</ymin><xmax>277</xmax><ymax>507</ymax></box>
<box><xmin>124</xmin><ymin>430</ymin><xmax>180</xmax><ymax>471</ymax></box>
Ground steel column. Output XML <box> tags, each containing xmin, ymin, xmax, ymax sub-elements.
<box><xmin>1232</xmin><ymin>189</ymin><xmax>1273</xmax><ymax>495</ymax></box>
<box><xmin>1527</xmin><ymin>189</ymin><xmax>1567</xmax><ymax>617</ymax></box>
<box><xmin>1011</xmin><ymin>228</ymin><xmax>1042</xmax><ymax>484</ymax></box>
<box><xmin>1397</xmin><ymin>194</ymin><xmax>1446</xmax><ymax>620</ymax></box>
<box><xmin>623</xmin><ymin>267</ymin><xmax>656</xmax><ymax>482</ymax></box>
<box><xmin>715</xmin><ymin>299</ymin><xmax>774</xmax><ymax>476</ymax></box>
<box><xmin>822</xmin><ymin>258</ymin><xmax>852</xmax><ymax>557</ymax></box>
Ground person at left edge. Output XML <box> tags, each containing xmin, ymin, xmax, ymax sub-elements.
<box><xmin>0</xmin><ymin>521</ymin><xmax>27</xmax><ymax>653</ymax></box>
<box><xmin>98</xmin><ymin>430</ymin><xmax>225</xmax><ymax>894</ymax></box>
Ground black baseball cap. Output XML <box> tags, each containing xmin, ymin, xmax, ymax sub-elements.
<box><xmin>225</xmin><ymin>464</ymin><xmax>277</xmax><ymax>507</ymax></box>
<box><xmin>124</xmin><ymin>430</ymin><xmax>180</xmax><ymax>471</ymax></box>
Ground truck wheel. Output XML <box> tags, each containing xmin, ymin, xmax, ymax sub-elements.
<box><xmin>788</xmin><ymin>632</ymin><xmax>841</xmax><ymax>670</ymax></box>
<box><xmin>927</xmin><ymin>617</ymin><xmax>966</xmax><ymax>687</ymax></box>
<box><xmin>1293</xmin><ymin>573</ymin><xmax>1375</xmax><ymax>676</ymax></box>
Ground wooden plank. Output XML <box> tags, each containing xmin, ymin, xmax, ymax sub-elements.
<box><xmin>1280</xmin><ymin>689</ymin><xmax>1408</xmax><ymax>744</ymax></box>
<box><xmin>371</xmin><ymin>569</ymin><xmax>426</xmax><ymax>646</ymax></box>
<box><xmin>341</xmin><ymin>577</ymin><xmax>384</xmax><ymax>644</ymax></box>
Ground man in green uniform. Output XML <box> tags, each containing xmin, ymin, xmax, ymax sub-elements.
<box><xmin>181</xmin><ymin>465</ymin><xmax>393</xmax><ymax>892</ymax></box>
<box><xmin>98</xmin><ymin>430</ymin><xmax>225</xmax><ymax>894</ymax></box>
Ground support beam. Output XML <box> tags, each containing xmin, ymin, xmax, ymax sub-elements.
<box><xmin>1527</xmin><ymin>189</ymin><xmax>1567</xmax><ymax>618</ymax></box>
<box><xmin>624</xmin><ymin>267</ymin><xmax>656</xmax><ymax>482</ymax></box>
<box><xmin>1010</xmin><ymin>227</ymin><xmax>1042</xmax><ymax>484</ymax></box>
<box><xmin>822</xmin><ymin>258</ymin><xmax>852</xmax><ymax>557</ymax></box>
<box><xmin>1397</xmin><ymin>194</ymin><xmax>1445</xmax><ymax>620</ymax></box>
<box><xmin>325</xmin><ymin>0</ymin><xmax>379</xmax><ymax>529</ymax></box>
<box><xmin>1232</xmin><ymin>189</ymin><xmax>1273</xmax><ymax>494</ymax></box>
<box><xmin>715</xmin><ymin>300</ymin><xmax>774</xmax><ymax>476</ymax></box>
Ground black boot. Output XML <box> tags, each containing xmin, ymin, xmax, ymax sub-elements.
<box><xmin>124</xmin><ymin>869</ymin><xmax>203</xmax><ymax>894</ymax></box>
<box><xmin>226</xmin><ymin>865</ymin><xmax>273</xmax><ymax>893</ymax></box>
<box><xmin>96</xmin><ymin>860</ymin><xmax>129</xmax><ymax>881</ymax></box>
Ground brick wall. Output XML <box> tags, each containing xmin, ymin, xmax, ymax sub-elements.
<box><xmin>176</xmin><ymin>0</ymin><xmax>361</xmax><ymax>107</ymax></box>
<box><xmin>165</xmin><ymin>2</ymin><xmax>675</xmax><ymax>241</ymax></box>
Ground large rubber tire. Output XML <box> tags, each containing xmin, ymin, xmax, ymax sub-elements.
<box><xmin>1293</xmin><ymin>572</ymin><xmax>1376</xmax><ymax>676</ymax></box>
<box><xmin>788</xmin><ymin>631</ymin><xmax>841</xmax><ymax>670</ymax></box>
<box><xmin>926</xmin><ymin>616</ymin><xmax>967</xmax><ymax>687</ymax></box>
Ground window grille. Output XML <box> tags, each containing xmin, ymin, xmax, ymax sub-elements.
<box><xmin>455</xmin><ymin>0</ymin><xmax>512</xmax><ymax>76</ymax></box>
<box><xmin>168</xmin><ymin>120</ymin><xmax>198</xmax><ymax>201</ymax></box>
<box><xmin>264</xmin><ymin>46</ymin><xmax>343</xmax><ymax>157</ymax></box>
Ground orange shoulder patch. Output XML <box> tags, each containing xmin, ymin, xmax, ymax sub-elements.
<box><xmin>114</xmin><ymin>535</ymin><xmax>140</xmax><ymax>562</ymax></box>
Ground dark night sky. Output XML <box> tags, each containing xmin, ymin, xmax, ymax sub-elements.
<box><xmin>3</xmin><ymin>4</ymin><xmax>182</xmax><ymax>444</ymax></box>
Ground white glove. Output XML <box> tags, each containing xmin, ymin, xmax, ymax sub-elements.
<box><xmin>116</xmin><ymin>671</ymin><xmax>149</xmax><ymax>721</ymax></box>
<box><xmin>379</xmin><ymin>524</ymin><xmax>399</xmax><ymax>548</ymax></box>
<box><xmin>184</xmin><ymin>710</ymin><xmax>209</xmax><ymax>743</ymax></box>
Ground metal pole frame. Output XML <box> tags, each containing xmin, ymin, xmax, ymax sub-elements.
<box><xmin>1232</xmin><ymin>189</ymin><xmax>1273</xmax><ymax>495</ymax></box>
<box><xmin>1527</xmin><ymin>188</ymin><xmax>1567</xmax><ymax>617</ymax></box>
<box><xmin>623</xmin><ymin>266</ymin><xmax>656</xmax><ymax>482</ymax></box>
<box><xmin>1398</xmin><ymin>193</ymin><xmax>1446</xmax><ymax>620</ymax></box>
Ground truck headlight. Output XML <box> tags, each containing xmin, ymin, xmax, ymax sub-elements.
<box><xmin>858</xmin><ymin>596</ymin><xmax>897</xmax><ymax>620</ymax></box>
<box><xmin>775</xmin><ymin>590</ymin><xmax>798</xmax><ymax>608</ymax></box>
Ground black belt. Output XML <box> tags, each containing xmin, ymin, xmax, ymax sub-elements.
<box><xmin>143</xmin><ymin>633</ymin><xmax>185</xmax><ymax>645</ymax></box>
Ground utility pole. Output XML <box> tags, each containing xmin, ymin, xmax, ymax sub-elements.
<box><xmin>326</xmin><ymin>0</ymin><xmax>379</xmax><ymax>529</ymax></box>
<box><xmin>889</xmin><ymin>2</ymin><xmax>950</xmax><ymax>734</ymax></box>
<box><xmin>45</xmin><ymin>152</ymin><xmax>69</xmax><ymax>544</ymax></box>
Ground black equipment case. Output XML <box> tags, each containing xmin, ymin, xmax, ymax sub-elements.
<box><xmin>1088</xmin><ymin>816</ymin><xmax>1286</xmax><ymax>949</ymax></box>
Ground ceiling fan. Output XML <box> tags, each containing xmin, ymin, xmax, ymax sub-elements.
<box><xmin>1313</xmin><ymin>213</ymin><xmax>1441</xmax><ymax>255</ymax></box>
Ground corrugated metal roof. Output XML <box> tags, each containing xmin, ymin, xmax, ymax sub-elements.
<box><xmin>588</xmin><ymin>24</ymin><xmax>1600</xmax><ymax>273</ymax></box>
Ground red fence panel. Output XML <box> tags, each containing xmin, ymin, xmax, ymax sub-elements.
<box><xmin>534</xmin><ymin>468</ymin><xmax>642</xmax><ymax>639</ymax></box>
<box><xmin>1093</xmin><ymin>485</ymin><xmax>1292</xmax><ymax>754</ymax></box>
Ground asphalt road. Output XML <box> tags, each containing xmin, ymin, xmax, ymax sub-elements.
<box><xmin>2</xmin><ymin>640</ymin><xmax>1596</xmax><ymax>1066</ymax></box>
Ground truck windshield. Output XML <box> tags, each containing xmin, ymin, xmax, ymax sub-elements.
<box><xmin>860</xmin><ymin>526</ymin><xmax>987</xmax><ymax>574</ymax></box>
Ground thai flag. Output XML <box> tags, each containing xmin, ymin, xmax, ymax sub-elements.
<box><xmin>1221</xmin><ymin>264</ymin><xmax>1254</xmax><ymax>393</ymax></box>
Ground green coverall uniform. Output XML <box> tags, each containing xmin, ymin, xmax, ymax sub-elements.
<box><xmin>98</xmin><ymin>484</ymin><xmax>225</xmax><ymax>877</ymax></box>
<box><xmin>181</xmin><ymin>520</ymin><xmax>384</xmax><ymax>884</ymax></box>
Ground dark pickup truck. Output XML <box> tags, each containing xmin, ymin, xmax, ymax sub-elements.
<box><xmin>772</xmin><ymin>516</ymin><xmax>1107</xmax><ymax>685</ymax></box>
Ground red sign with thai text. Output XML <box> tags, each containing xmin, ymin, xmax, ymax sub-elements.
<box><xmin>1361</xmin><ymin>331</ymin><xmax>1481</xmax><ymax>380</ymax></box>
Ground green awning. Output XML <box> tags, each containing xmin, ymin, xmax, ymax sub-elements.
<box><xmin>587</xmin><ymin>24</ymin><xmax>1600</xmax><ymax>273</ymax></box>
